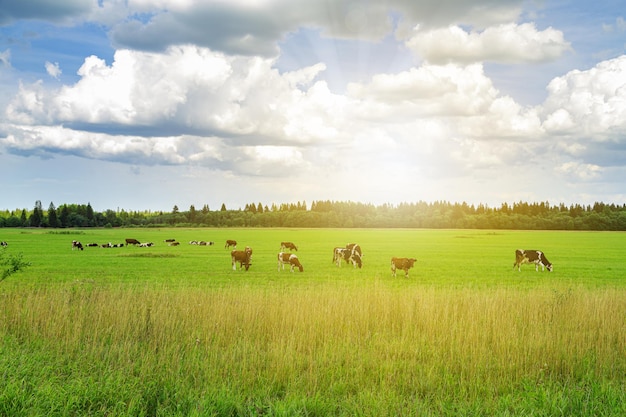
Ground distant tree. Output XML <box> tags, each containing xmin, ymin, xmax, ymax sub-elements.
<box><xmin>220</xmin><ymin>203</ymin><xmax>227</xmax><ymax>211</ymax></box>
<box><xmin>172</xmin><ymin>205</ymin><xmax>179</xmax><ymax>214</ymax></box>
<box><xmin>86</xmin><ymin>203</ymin><xmax>95</xmax><ymax>226</ymax></box>
<box><xmin>29</xmin><ymin>200</ymin><xmax>43</xmax><ymax>227</ymax></box>
<box><xmin>59</xmin><ymin>205</ymin><xmax>70</xmax><ymax>227</ymax></box>
<box><xmin>201</xmin><ymin>204</ymin><xmax>210</xmax><ymax>214</ymax></box>
<box><xmin>257</xmin><ymin>202</ymin><xmax>263</xmax><ymax>213</ymax></box>
<box><xmin>48</xmin><ymin>202</ymin><xmax>58</xmax><ymax>228</ymax></box>
<box><xmin>189</xmin><ymin>204</ymin><xmax>196</xmax><ymax>222</ymax></box>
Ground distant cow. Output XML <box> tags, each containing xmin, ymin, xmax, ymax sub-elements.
<box><xmin>278</xmin><ymin>252</ymin><xmax>304</xmax><ymax>272</ymax></box>
<box><xmin>164</xmin><ymin>239</ymin><xmax>176</xmax><ymax>242</ymax></box>
<box><xmin>86</xmin><ymin>243</ymin><xmax>98</xmax><ymax>247</ymax></box>
<box><xmin>514</xmin><ymin>249</ymin><xmax>553</xmax><ymax>272</ymax></box>
<box><xmin>280</xmin><ymin>241</ymin><xmax>298</xmax><ymax>251</ymax></box>
<box><xmin>391</xmin><ymin>257</ymin><xmax>417</xmax><ymax>278</ymax></box>
<box><xmin>168</xmin><ymin>241</ymin><xmax>180</xmax><ymax>246</ymax></box>
<box><xmin>1</xmin><ymin>241</ymin><xmax>7</xmax><ymax>247</ymax></box>
<box><xmin>225</xmin><ymin>240</ymin><xmax>237</xmax><ymax>249</ymax></box>
<box><xmin>139</xmin><ymin>242</ymin><xmax>154</xmax><ymax>247</ymax></box>
<box><xmin>125</xmin><ymin>238</ymin><xmax>140</xmax><ymax>246</ymax></box>
<box><xmin>71</xmin><ymin>240</ymin><xmax>83</xmax><ymax>251</ymax></box>
<box><xmin>333</xmin><ymin>246</ymin><xmax>362</xmax><ymax>268</ymax></box>
<box><xmin>231</xmin><ymin>246</ymin><xmax>253</xmax><ymax>271</ymax></box>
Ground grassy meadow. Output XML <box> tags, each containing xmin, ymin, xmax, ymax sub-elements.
<box><xmin>0</xmin><ymin>228</ymin><xmax>624</xmax><ymax>416</ymax></box>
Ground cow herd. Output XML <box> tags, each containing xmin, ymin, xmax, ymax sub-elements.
<box><xmin>65</xmin><ymin>237</ymin><xmax>553</xmax><ymax>277</ymax></box>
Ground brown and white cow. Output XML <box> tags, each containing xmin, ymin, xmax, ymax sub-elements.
<box><xmin>346</xmin><ymin>243</ymin><xmax>363</xmax><ymax>258</ymax></box>
<box><xmin>280</xmin><ymin>241</ymin><xmax>298</xmax><ymax>251</ymax></box>
<box><xmin>391</xmin><ymin>257</ymin><xmax>417</xmax><ymax>278</ymax></box>
<box><xmin>125</xmin><ymin>238</ymin><xmax>140</xmax><ymax>246</ymax></box>
<box><xmin>225</xmin><ymin>239</ymin><xmax>237</xmax><ymax>249</ymax></box>
<box><xmin>71</xmin><ymin>240</ymin><xmax>84</xmax><ymax>250</ymax></box>
<box><xmin>514</xmin><ymin>249</ymin><xmax>553</xmax><ymax>272</ymax></box>
<box><xmin>333</xmin><ymin>246</ymin><xmax>362</xmax><ymax>268</ymax></box>
<box><xmin>231</xmin><ymin>246</ymin><xmax>253</xmax><ymax>271</ymax></box>
<box><xmin>278</xmin><ymin>252</ymin><xmax>304</xmax><ymax>272</ymax></box>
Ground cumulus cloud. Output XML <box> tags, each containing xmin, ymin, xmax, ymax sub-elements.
<box><xmin>405</xmin><ymin>23</ymin><xmax>570</xmax><ymax>64</ymax></box>
<box><xmin>541</xmin><ymin>55</ymin><xmax>626</xmax><ymax>140</ymax></box>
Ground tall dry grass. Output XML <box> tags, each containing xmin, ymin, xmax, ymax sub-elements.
<box><xmin>2</xmin><ymin>283</ymin><xmax>624</xmax><ymax>412</ymax></box>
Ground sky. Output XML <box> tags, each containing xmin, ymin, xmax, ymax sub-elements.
<box><xmin>0</xmin><ymin>0</ymin><xmax>625</xmax><ymax>212</ymax></box>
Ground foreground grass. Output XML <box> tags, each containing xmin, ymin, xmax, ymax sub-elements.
<box><xmin>1</xmin><ymin>283</ymin><xmax>624</xmax><ymax>416</ymax></box>
<box><xmin>0</xmin><ymin>228</ymin><xmax>625</xmax><ymax>415</ymax></box>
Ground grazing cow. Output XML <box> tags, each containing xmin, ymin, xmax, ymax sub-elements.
<box><xmin>139</xmin><ymin>242</ymin><xmax>154</xmax><ymax>247</ymax></box>
<box><xmin>101</xmin><ymin>242</ymin><xmax>112</xmax><ymax>248</ymax></box>
<box><xmin>168</xmin><ymin>241</ymin><xmax>180</xmax><ymax>246</ymax></box>
<box><xmin>125</xmin><ymin>238</ymin><xmax>140</xmax><ymax>246</ymax></box>
<box><xmin>1</xmin><ymin>241</ymin><xmax>8</xmax><ymax>247</ymax></box>
<box><xmin>231</xmin><ymin>246</ymin><xmax>253</xmax><ymax>271</ymax></box>
<box><xmin>514</xmin><ymin>249</ymin><xmax>553</xmax><ymax>272</ymax></box>
<box><xmin>280</xmin><ymin>241</ymin><xmax>298</xmax><ymax>251</ymax></box>
<box><xmin>71</xmin><ymin>240</ymin><xmax>84</xmax><ymax>251</ymax></box>
<box><xmin>333</xmin><ymin>246</ymin><xmax>362</xmax><ymax>268</ymax></box>
<box><xmin>391</xmin><ymin>257</ymin><xmax>417</xmax><ymax>278</ymax></box>
<box><xmin>164</xmin><ymin>239</ymin><xmax>176</xmax><ymax>243</ymax></box>
<box><xmin>278</xmin><ymin>252</ymin><xmax>304</xmax><ymax>272</ymax></box>
<box><xmin>346</xmin><ymin>243</ymin><xmax>363</xmax><ymax>258</ymax></box>
<box><xmin>225</xmin><ymin>239</ymin><xmax>237</xmax><ymax>249</ymax></box>
<box><xmin>86</xmin><ymin>243</ymin><xmax>98</xmax><ymax>247</ymax></box>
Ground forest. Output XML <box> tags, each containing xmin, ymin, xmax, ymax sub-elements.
<box><xmin>2</xmin><ymin>199</ymin><xmax>626</xmax><ymax>230</ymax></box>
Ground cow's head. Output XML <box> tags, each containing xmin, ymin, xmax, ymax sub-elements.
<box><xmin>408</xmin><ymin>258</ymin><xmax>417</xmax><ymax>267</ymax></box>
<box><xmin>353</xmin><ymin>254</ymin><xmax>362</xmax><ymax>268</ymax></box>
<box><xmin>546</xmin><ymin>263</ymin><xmax>553</xmax><ymax>272</ymax></box>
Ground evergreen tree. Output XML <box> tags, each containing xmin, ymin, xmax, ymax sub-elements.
<box><xmin>48</xmin><ymin>202</ymin><xmax>58</xmax><ymax>228</ymax></box>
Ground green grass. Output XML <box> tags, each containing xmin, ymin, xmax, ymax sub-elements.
<box><xmin>0</xmin><ymin>228</ymin><xmax>624</xmax><ymax>416</ymax></box>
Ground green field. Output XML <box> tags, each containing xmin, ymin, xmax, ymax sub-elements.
<box><xmin>1</xmin><ymin>228</ymin><xmax>624</xmax><ymax>416</ymax></box>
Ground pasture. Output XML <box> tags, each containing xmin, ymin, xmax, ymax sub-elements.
<box><xmin>1</xmin><ymin>228</ymin><xmax>624</xmax><ymax>416</ymax></box>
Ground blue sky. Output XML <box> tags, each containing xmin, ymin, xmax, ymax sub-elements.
<box><xmin>1</xmin><ymin>0</ymin><xmax>625</xmax><ymax>212</ymax></box>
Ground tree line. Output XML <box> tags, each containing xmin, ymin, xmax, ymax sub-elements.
<box><xmin>1</xmin><ymin>200</ymin><xmax>626</xmax><ymax>230</ymax></box>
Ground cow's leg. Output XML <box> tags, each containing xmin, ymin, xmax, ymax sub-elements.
<box><xmin>391</xmin><ymin>265</ymin><xmax>396</xmax><ymax>277</ymax></box>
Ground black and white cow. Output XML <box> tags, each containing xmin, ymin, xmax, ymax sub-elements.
<box><xmin>278</xmin><ymin>252</ymin><xmax>304</xmax><ymax>272</ymax></box>
<box><xmin>1</xmin><ymin>241</ymin><xmax>7</xmax><ymax>247</ymax></box>
<box><xmin>280</xmin><ymin>241</ymin><xmax>298</xmax><ymax>251</ymax></box>
<box><xmin>391</xmin><ymin>257</ymin><xmax>417</xmax><ymax>278</ymax></box>
<box><xmin>231</xmin><ymin>246</ymin><xmax>253</xmax><ymax>271</ymax></box>
<box><xmin>71</xmin><ymin>240</ymin><xmax>84</xmax><ymax>250</ymax></box>
<box><xmin>514</xmin><ymin>249</ymin><xmax>553</xmax><ymax>272</ymax></box>
<box><xmin>333</xmin><ymin>246</ymin><xmax>362</xmax><ymax>268</ymax></box>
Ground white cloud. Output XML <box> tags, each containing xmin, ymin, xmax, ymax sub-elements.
<box><xmin>405</xmin><ymin>23</ymin><xmax>570</xmax><ymax>64</ymax></box>
<box><xmin>556</xmin><ymin>162</ymin><xmax>602</xmax><ymax>180</ymax></box>
<box><xmin>45</xmin><ymin>61</ymin><xmax>62</xmax><ymax>79</ymax></box>
<box><xmin>542</xmin><ymin>55</ymin><xmax>626</xmax><ymax>140</ymax></box>
<box><xmin>0</xmin><ymin>49</ymin><xmax>10</xmax><ymax>67</ymax></box>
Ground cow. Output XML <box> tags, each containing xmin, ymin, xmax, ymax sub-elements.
<box><xmin>278</xmin><ymin>252</ymin><xmax>304</xmax><ymax>272</ymax></box>
<box><xmin>1</xmin><ymin>241</ymin><xmax>8</xmax><ymax>247</ymax></box>
<box><xmin>139</xmin><ymin>242</ymin><xmax>154</xmax><ymax>247</ymax></box>
<box><xmin>346</xmin><ymin>243</ymin><xmax>363</xmax><ymax>258</ymax></box>
<box><xmin>86</xmin><ymin>243</ymin><xmax>99</xmax><ymax>247</ymax></box>
<box><xmin>333</xmin><ymin>246</ymin><xmax>362</xmax><ymax>268</ymax></box>
<box><xmin>71</xmin><ymin>240</ymin><xmax>84</xmax><ymax>251</ymax></box>
<box><xmin>231</xmin><ymin>246</ymin><xmax>252</xmax><ymax>271</ymax></box>
<box><xmin>125</xmin><ymin>238</ymin><xmax>140</xmax><ymax>246</ymax></box>
<box><xmin>168</xmin><ymin>241</ymin><xmax>180</xmax><ymax>246</ymax></box>
<box><xmin>101</xmin><ymin>242</ymin><xmax>112</xmax><ymax>248</ymax></box>
<box><xmin>225</xmin><ymin>240</ymin><xmax>237</xmax><ymax>249</ymax></box>
<box><xmin>391</xmin><ymin>257</ymin><xmax>417</xmax><ymax>278</ymax></box>
<box><xmin>164</xmin><ymin>239</ymin><xmax>176</xmax><ymax>243</ymax></box>
<box><xmin>280</xmin><ymin>241</ymin><xmax>298</xmax><ymax>251</ymax></box>
<box><xmin>514</xmin><ymin>249</ymin><xmax>553</xmax><ymax>272</ymax></box>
